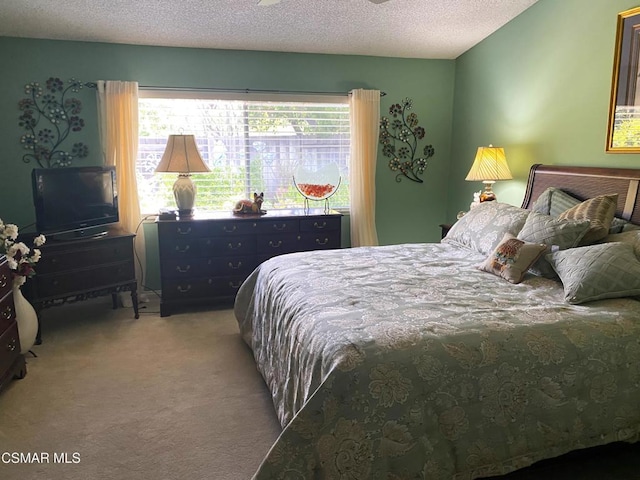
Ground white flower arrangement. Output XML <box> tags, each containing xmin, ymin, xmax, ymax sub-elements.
<box><xmin>0</xmin><ymin>219</ymin><xmax>46</xmax><ymax>287</ymax></box>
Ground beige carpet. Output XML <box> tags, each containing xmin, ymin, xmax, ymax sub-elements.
<box><xmin>1</xmin><ymin>296</ymin><xmax>639</xmax><ymax>480</ymax></box>
<box><xmin>0</xmin><ymin>296</ymin><xmax>281</xmax><ymax>480</ymax></box>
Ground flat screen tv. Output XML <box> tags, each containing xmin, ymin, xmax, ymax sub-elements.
<box><xmin>32</xmin><ymin>166</ymin><xmax>119</xmax><ymax>236</ymax></box>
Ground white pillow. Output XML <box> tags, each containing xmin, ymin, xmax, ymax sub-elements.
<box><xmin>442</xmin><ymin>202</ymin><xmax>529</xmax><ymax>256</ymax></box>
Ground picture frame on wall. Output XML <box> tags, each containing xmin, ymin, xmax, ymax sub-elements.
<box><xmin>607</xmin><ymin>6</ymin><xmax>640</xmax><ymax>153</ymax></box>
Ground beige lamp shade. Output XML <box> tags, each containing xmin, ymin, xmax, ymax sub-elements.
<box><xmin>155</xmin><ymin>135</ymin><xmax>209</xmax><ymax>217</ymax></box>
<box><xmin>465</xmin><ymin>145</ymin><xmax>512</xmax><ymax>203</ymax></box>
<box><xmin>155</xmin><ymin>134</ymin><xmax>210</xmax><ymax>173</ymax></box>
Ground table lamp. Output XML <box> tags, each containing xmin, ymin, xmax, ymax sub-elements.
<box><xmin>155</xmin><ymin>134</ymin><xmax>210</xmax><ymax>217</ymax></box>
<box><xmin>465</xmin><ymin>145</ymin><xmax>512</xmax><ymax>202</ymax></box>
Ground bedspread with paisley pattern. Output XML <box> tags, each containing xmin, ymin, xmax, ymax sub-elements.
<box><xmin>233</xmin><ymin>242</ymin><xmax>640</xmax><ymax>480</ymax></box>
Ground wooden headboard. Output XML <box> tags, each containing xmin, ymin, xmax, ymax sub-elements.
<box><xmin>521</xmin><ymin>164</ymin><xmax>640</xmax><ymax>225</ymax></box>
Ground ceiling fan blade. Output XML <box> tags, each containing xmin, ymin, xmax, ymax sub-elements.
<box><xmin>257</xmin><ymin>0</ymin><xmax>281</xmax><ymax>5</ymax></box>
<box><xmin>369</xmin><ymin>0</ymin><xmax>391</xmax><ymax>3</ymax></box>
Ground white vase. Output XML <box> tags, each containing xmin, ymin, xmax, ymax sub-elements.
<box><xmin>12</xmin><ymin>284</ymin><xmax>38</xmax><ymax>354</ymax></box>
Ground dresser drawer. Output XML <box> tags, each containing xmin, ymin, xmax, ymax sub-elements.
<box><xmin>200</xmin><ymin>235</ymin><xmax>256</xmax><ymax>256</ymax></box>
<box><xmin>0</xmin><ymin>291</ymin><xmax>16</xmax><ymax>333</ymax></box>
<box><xmin>298</xmin><ymin>232</ymin><xmax>341</xmax><ymax>250</ymax></box>
<box><xmin>38</xmin><ymin>239</ymin><xmax>133</xmax><ymax>273</ymax></box>
<box><xmin>300</xmin><ymin>217</ymin><xmax>341</xmax><ymax>232</ymax></box>
<box><xmin>0</xmin><ymin>322</ymin><xmax>20</xmax><ymax>377</ymax></box>
<box><xmin>198</xmin><ymin>220</ymin><xmax>257</xmax><ymax>236</ymax></box>
<box><xmin>257</xmin><ymin>234</ymin><xmax>299</xmax><ymax>255</ymax></box>
<box><xmin>204</xmin><ymin>256</ymin><xmax>261</xmax><ymax>276</ymax></box>
<box><xmin>161</xmin><ymin>275</ymin><xmax>246</xmax><ymax>300</ymax></box>
<box><xmin>35</xmin><ymin>261</ymin><xmax>135</xmax><ymax>299</ymax></box>
<box><xmin>256</xmin><ymin>219</ymin><xmax>298</xmax><ymax>234</ymax></box>
<box><xmin>157</xmin><ymin>222</ymin><xmax>199</xmax><ymax>240</ymax></box>
<box><xmin>161</xmin><ymin>255</ymin><xmax>260</xmax><ymax>279</ymax></box>
<box><xmin>0</xmin><ymin>260</ymin><xmax>11</xmax><ymax>300</ymax></box>
<box><xmin>160</xmin><ymin>239</ymin><xmax>199</xmax><ymax>258</ymax></box>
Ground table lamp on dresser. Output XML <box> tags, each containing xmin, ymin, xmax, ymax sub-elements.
<box><xmin>155</xmin><ymin>134</ymin><xmax>210</xmax><ymax>218</ymax></box>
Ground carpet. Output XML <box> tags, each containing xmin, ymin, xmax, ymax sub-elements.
<box><xmin>0</xmin><ymin>297</ymin><xmax>280</xmax><ymax>480</ymax></box>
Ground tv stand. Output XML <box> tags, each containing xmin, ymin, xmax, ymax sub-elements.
<box><xmin>23</xmin><ymin>227</ymin><xmax>139</xmax><ymax>343</ymax></box>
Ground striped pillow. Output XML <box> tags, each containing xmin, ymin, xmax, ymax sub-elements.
<box><xmin>532</xmin><ymin>187</ymin><xmax>582</xmax><ymax>217</ymax></box>
<box><xmin>557</xmin><ymin>194</ymin><xmax>618</xmax><ymax>245</ymax></box>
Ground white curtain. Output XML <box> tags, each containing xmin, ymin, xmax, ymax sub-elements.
<box><xmin>96</xmin><ymin>81</ymin><xmax>146</xmax><ymax>292</ymax></box>
<box><xmin>349</xmin><ymin>89</ymin><xmax>380</xmax><ymax>247</ymax></box>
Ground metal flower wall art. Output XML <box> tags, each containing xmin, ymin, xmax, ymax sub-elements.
<box><xmin>380</xmin><ymin>98</ymin><xmax>435</xmax><ymax>183</ymax></box>
<box><xmin>18</xmin><ymin>77</ymin><xmax>96</xmax><ymax>168</ymax></box>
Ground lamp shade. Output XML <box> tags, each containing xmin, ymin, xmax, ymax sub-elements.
<box><xmin>155</xmin><ymin>135</ymin><xmax>209</xmax><ymax>173</ymax></box>
<box><xmin>465</xmin><ymin>145</ymin><xmax>512</xmax><ymax>182</ymax></box>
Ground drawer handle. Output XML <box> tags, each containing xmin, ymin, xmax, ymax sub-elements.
<box><xmin>0</xmin><ymin>274</ymin><xmax>7</xmax><ymax>288</ymax></box>
<box><xmin>229</xmin><ymin>281</ymin><xmax>242</xmax><ymax>289</ymax></box>
<box><xmin>314</xmin><ymin>221</ymin><xmax>327</xmax><ymax>229</ymax></box>
<box><xmin>176</xmin><ymin>265</ymin><xmax>191</xmax><ymax>273</ymax></box>
<box><xmin>228</xmin><ymin>261</ymin><xmax>242</xmax><ymax>270</ymax></box>
<box><xmin>228</xmin><ymin>242</ymin><xmax>242</xmax><ymax>250</ymax></box>
<box><xmin>177</xmin><ymin>285</ymin><xmax>191</xmax><ymax>293</ymax></box>
<box><xmin>223</xmin><ymin>225</ymin><xmax>237</xmax><ymax>233</ymax></box>
<box><xmin>177</xmin><ymin>227</ymin><xmax>192</xmax><ymax>235</ymax></box>
<box><xmin>269</xmin><ymin>240</ymin><xmax>282</xmax><ymax>248</ymax></box>
<box><xmin>1</xmin><ymin>306</ymin><xmax>12</xmax><ymax>320</ymax></box>
<box><xmin>6</xmin><ymin>338</ymin><xmax>17</xmax><ymax>352</ymax></box>
<box><xmin>272</xmin><ymin>223</ymin><xmax>287</xmax><ymax>231</ymax></box>
<box><xmin>316</xmin><ymin>237</ymin><xmax>329</xmax><ymax>245</ymax></box>
<box><xmin>175</xmin><ymin>245</ymin><xmax>190</xmax><ymax>253</ymax></box>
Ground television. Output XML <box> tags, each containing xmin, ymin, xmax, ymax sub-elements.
<box><xmin>32</xmin><ymin>166</ymin><xmax>119</xmax><ymax>237</ymax></box>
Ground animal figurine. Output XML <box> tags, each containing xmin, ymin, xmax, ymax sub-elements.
<box><xmin>233</xmin><ymin>192</ymin><xmax>267</xmax><ymax>215</ymax></box>
<box><xmin>469</xmin><ymin>190</ymin><xmax>482</xmax><ymax>210</ymax></box>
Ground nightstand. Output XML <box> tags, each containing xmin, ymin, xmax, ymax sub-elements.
<box><xmin>439</xmin><ymin>224</ymin><xmax>453</xmax><ymax>239</ymax></box>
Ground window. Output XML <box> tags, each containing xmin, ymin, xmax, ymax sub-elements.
<box><xmin>137</xmin><ymin>91</ymin><xmax>350</xmax><ymax>214</ymax></box>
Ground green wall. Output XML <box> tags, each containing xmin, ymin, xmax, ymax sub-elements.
<box><xmin>449</xmin><ymin>0</ymin><xmax>640</xmax><ymax>220</ymax></box>
<box><xmin>0</xmin><ymin>37</ymin><xmax>455</xmax><ymax>246</ymax></box>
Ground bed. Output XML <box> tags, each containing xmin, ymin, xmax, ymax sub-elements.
<box><xmin>234</xmin><ymin>164</ymin><xmax>640</xmax><ymax>479</ymax></box>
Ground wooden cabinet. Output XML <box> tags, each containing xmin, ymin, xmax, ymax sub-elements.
<box><xmin>0</xmin><ymin>255</ymin><xmax>26</xmax><ymax>392</ymax></box>
<box><xmin>157</xmin><ymin>209</ymin><xmax>342</xmax><ymax>316</ymax></box>
<box><xmin>24</xmin><ymin>228</ymin><xmax>139</xmax><ymax>343</ymax></box>
<box><xmin>439</xmin><ymin>223</ymin><xmax>453</xmax><ymax>239</ymax></box>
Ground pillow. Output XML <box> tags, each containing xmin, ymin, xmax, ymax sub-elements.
<box><xmin>599</xmin><ymin>230</ymin><xmax>640</xmax><ymax>259</ymax></box>
<box><xmin>478</xmin><ymin>233</ymin><xmax>547</xmax><ymax>284</ymax></box>
<box><xmin>531</xmin><ymin>187</ymin><xmax>581</xmax><ymax>217</ymax></box>
<box><xmin>547</xmin><ymin>242</ymin><xmax>640</xmax><ymax>304</ymax></box>
<box><xmin>609</xmin><ymin>217</ymin><xmax>640</xmax><ymax>234</ymax></box>
<box><xmin>532</xmin><ymin>187</ymin><xmax>626</xmax><ymax>235</ymax></box>
<box><xmin>442</xmin><ymin>202</ymin><xmax>530</xmax><ymax>256</ymax></box>
<box><xmin>557</xmin><ymin>194</ymin><xmax>618</xmax><ymax>245</ymax></box>
<box><xmin>516</xmin><ymin>212</ymin><xmax>591</xmax><ymax>277</ymax></box>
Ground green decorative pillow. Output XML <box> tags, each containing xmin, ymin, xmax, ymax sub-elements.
<box><xmin>517</xmin><ymin>212</ymin><xmax>591</xmax><ymax>277</ymax></box>
<box><xmin>531</xmin><ymin>187</ymin><xmax>581</xmax><ymax>217</ymax></box>
<box><xmin>609</xmin><ymin>217</ymin><xmax>640</xmax><ymax>234</ymax></box>
<box><xmin>557</xmin><ymin>194</ymin><xmax>618</xmax><ymax>245</ymax></box>
<box><xmin>478</xmin><ymin>233</ymin><xmax>547</xmax><ymax>284</ymax></box>
<box><xmin>442</xmin><ymin>202</ymin><xmax>530</xmax><ymax>256</ymax></box>
<box><xmin>547</xmin><ymin>242</ymin><xmax>640</xmax><ymax>304</ymax></box>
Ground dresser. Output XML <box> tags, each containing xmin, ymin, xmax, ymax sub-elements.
<box><xmin>0</xmin><ymin>255</ymin><xmax>27</xmax><ymax>392</ymax></box>
<box><xmin>157</xmin><ymin>209</ymin><xmax>342</xmax><ymax>316</ymax></box>
<box><xmin>24</xmin><ymin>228</ymin><xmax>139</xmax><ymax>343</ymax></box>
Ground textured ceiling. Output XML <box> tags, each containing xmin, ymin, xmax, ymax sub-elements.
<box><xmin>0</xmin><ymin>0</ymin><xmax>539</xmax><ymax>59</ymax></box>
